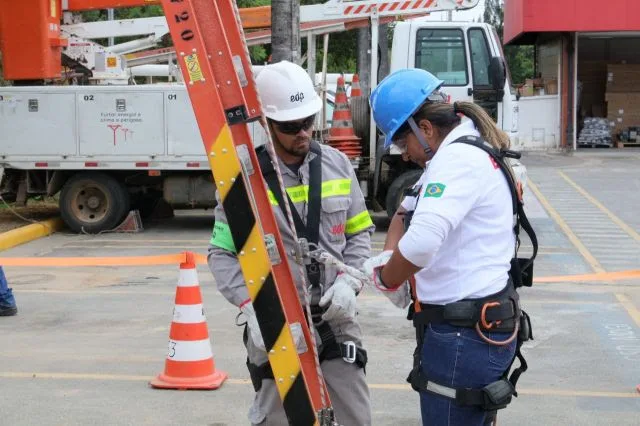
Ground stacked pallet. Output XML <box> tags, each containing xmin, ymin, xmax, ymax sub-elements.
<box><xmin>606</xmin><ymin>64</ymin><xmax>640</xmax><ymax>144</ymax></box>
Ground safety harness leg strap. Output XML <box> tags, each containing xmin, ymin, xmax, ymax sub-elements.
<box><xmin>402</xmin><ymin>136</ymin><xmax>538</xmax><ymax>416</ymax></box>
<box><xmin>245</xmin><ymin>325</ymin><xmax>368</xmax><ymax>392</ymax></box>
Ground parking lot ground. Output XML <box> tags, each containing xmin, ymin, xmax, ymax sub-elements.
<box><xmin>1</xmin><ymin>151</ymin><xmax>639</xmax><ymax>425</ymax></box>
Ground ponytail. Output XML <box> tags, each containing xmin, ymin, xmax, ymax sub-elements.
<box><xmin>411</xmin><ymin>101</ymin><xmax>510</xmax><ymax>150</ymax></box>
<box><xmin>453</xmin><ymin>101</ymin><xmax>511</xmax><ymax>150</ymax></box>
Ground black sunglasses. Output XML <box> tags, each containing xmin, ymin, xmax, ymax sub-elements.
<box><xmin>272</xmin><ymin>115</ymin><xmax>316</xmax><ymax>135</ymax></box>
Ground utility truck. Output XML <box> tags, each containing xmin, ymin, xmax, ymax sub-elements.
<box><xmin>0</xmin><ymin>0</ymin><xmax>525</xmax><ymax>232</ymax></box>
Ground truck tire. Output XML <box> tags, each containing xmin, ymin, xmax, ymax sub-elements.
<box><xmin>60</xmin><ymin>172</ymin><xmax>130</xmax><ymax>234</ymax></box>
<box><xmin>385</xmin><ymin>169</ymin><xmax>423</xmax><ymax>218</ymax></box>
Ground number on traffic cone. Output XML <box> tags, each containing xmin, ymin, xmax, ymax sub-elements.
<box><xmin>150</xmin><ymin>252</ymin><xmax>227</xmax><ymax>390</ymax></box>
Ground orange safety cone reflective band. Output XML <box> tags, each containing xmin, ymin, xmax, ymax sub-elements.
<box><xmin>150</xmin><ymin>251</ymin><xmax>227</xmax><ymax>390</ymax></box>
<box><xmin>351</xmin><ymin>74</ymin><xmax>362</xmax><ymax>97</ymax></box>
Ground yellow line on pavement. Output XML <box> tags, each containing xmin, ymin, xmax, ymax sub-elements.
<box><xmin>558</xmin><ymin>171</ymin><xmax>640</xmax><ymax>243</ymax></box>
<box><xmin>516</xmin><ymin>389</ymin><xmax>638</xmax><ymax>398</ymax></box>
<box><xmin>1</xmin><ymin>372</ymin><xmax>637</xmax><ymax>398</ymax></box>
<box><xmin>10</xmin><ymin>288</ymin><xmax>620</xmax><ymax>306</ymax></box>
<box><xmin>61</xmin><ymin>245</ymin><xmax>206</xmax><ymax>250</ymax></box>
<box><xmin>528</xmin><ymin>179</ymin><xmax>605</xmax><ymax>274</ymax></box>
<box><xmin>615</xmin><ymin>293</ymin><xmax>640</xmax><ymax>328</ymax></box>
<box><xmin>14</xmin><ymin>289</ymin><xmax>179</xmax><ymax>295</ymax></box>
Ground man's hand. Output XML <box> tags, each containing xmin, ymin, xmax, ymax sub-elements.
<box><xmin>319</xmin><ymin>274</ymin><xmax>363</xmax><ymax>322</ymax></box>
<box><xmin>240</xmin><ymin>300</ymin><xmax>265</xmax><ymax>351</ymax></box>
<box><xmin>362</xmin><ymin>250</ymin><xmax>412</xmax><ymax>309</ymax></box>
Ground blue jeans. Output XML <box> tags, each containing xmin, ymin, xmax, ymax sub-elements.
<box><xmin>0</xmin><ymin>266</ymin><xmax>16</xmax><ymax>308</ymax></box>
<box><xmin>419</xmin><ymin>323</ymin><xmax>516</xmax><ymax>426</ymax></box>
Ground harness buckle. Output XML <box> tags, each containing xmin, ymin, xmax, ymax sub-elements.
<box><xmin>480</xmin><ymin>301</ymin><xmax>502</xmax><ymax>329</ymax></box>
<box><xmin>342</xmin><ymin>340</ymin><xmax>357</xmax><ymax>363</ymax></box>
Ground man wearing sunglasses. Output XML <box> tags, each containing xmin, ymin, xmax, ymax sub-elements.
<box><xmin>207</xmin><ymin>61</ymin><xmax>373</xmax><ymax>425</ymax></box>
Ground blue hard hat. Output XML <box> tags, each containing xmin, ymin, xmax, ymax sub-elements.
<box><xmin>370</xmin><ymin>68</ymin><xmax>444</xmax><ymax>149</ymax></box>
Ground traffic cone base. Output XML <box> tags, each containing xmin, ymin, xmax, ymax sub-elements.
<box><xmin>151</xmin><ymin>369</ymin><xmax>227</xmax><ymax>390</ymax></box>
<box><xmin>150</xmin><ymin>252</ymin><xmax>227</xmax><ymax>390</ymax></box>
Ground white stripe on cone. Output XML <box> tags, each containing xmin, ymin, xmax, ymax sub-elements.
<box><xmin>173</xmin><ymin>304</ymin><xmax>206</xmax><ymax>324</ymax></box>
<box><xmin>177</xmin><ymin>268</ymin><xmax>199</xmax><ymax>287</ymax></box>
<box><xmin>166</xmin><ymin>339</ymin><xmax>213</xmax><ymax>362</ymax></box>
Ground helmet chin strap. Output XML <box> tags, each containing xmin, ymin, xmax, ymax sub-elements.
<box><xmin>407</xmin><ymin>116</ymin><xmax>432</xmax><ymax>157</ymax></box>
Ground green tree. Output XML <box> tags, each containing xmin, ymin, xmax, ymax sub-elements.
<box><xmin>483</xmin><ymin>0</ymin><xmax>534</xmax><ymax>84</ymax></box>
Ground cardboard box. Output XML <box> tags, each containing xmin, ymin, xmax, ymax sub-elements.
<box><xmin>544</xmin><ymin>79</ymin><xmax>558</xmax><ymax>95</ymax></box>
<box><xmin>606</xmin><ymin>64</ymin><xmax>640</xmax><ymax>93</ymax></box>
<box><xmin>520</xmin><ymin>84</ymin><xmax>534</xmax><ymax>97</ymax></box>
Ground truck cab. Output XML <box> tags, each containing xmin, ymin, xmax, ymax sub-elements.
<box><xmin>376</xmin><ymin>20</ymin><xmax>521</xmax><ymax>216</ymax></box>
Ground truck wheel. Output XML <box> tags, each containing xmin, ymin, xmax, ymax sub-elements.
<box><xmin>385</xmin><ymin>170</ymin><xmax>423</xmax><ymax>218</ymax></box>
<box><xmin>60</xmin><ymin>172</ymin><xmax>130</xmax><ymax>233</ymax></box>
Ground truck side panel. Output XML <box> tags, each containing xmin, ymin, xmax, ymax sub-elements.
<box><xmin>78</xmin><ymin>91</ymin><xmax>165</xmax><ymax>156</ymax></box>
<box><xmin>0</xmin><ymin>91</ymin><xmax>76</xmax><ymax>156</ymax></box>
<box><xmin>166</xmin><ymin>89</ymin><xmax>207</xmax><ymax>156</ymax></box>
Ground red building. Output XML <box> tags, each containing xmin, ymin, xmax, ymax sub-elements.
<box><xmin>504</xmin><ymin>0</ymin><xmax>640</xmax><ymax>149</ymax></box>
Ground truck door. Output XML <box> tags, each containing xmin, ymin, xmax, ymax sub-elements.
<box><xmin>413</xmin><ymin>28</ymin><xmax>472</xmax><ymax>102</ymax></box>
<box><xmin>467</xmin><ymin>26</ymin><xmax>501</xmax><ymax>123</ymax></box>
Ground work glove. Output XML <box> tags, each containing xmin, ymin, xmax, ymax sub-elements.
<box><xmin>362</xmin><ymin>250</ymin><xmax>412</xmax><ymax>309</ymax></box>
<box><xmin>319</xmin><ymin>273</ymin><xmax>363</xmax><ymax>323</ymax></box>
<box><xmin>240</xmin><ymin>301</ymin><xmax>265</xmax><ymax>351</ymax></box>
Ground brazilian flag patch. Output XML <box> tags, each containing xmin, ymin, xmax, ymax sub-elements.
<box><xmin>424</xmin><ymin>183</ymin><xmax>446</xmax><ymax>198</ymax></box>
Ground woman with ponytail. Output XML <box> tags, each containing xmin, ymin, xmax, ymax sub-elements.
<box><xmin>363</xmin><ymin>68</ymin><xmax>524</xmax><ymax>425</ymax></box>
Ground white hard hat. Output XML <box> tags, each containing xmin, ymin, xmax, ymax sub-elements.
<box><xmin>256</xmin><ymin>60</ymin><xmax>322</xmax><ymax>122</ymax></box>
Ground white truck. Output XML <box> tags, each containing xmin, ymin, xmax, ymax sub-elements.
<box><xmin>375</xmin><ymin>19</ymin><xmax>521</xmax><ymax>216</ymax></box>
<box><xmin>1</xmin><ymin>2</ymin><xmax>525</xmax><ymax>233</ymax></box>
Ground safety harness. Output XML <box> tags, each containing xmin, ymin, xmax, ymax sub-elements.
<box><xmin>404</xmin><ymin>136</ymin><xmax>537</xmax><ymax>423</ymax></box>
<box><xmin>244</xmin><ymin>142</ymin><xmax>367</xmax><ymax>392</ymax></box>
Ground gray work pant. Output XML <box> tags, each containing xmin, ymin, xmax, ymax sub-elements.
<box><xmin>246</xmin><ymin>315</ymin><xmax>372</xmax><ymax>426</ymax></box>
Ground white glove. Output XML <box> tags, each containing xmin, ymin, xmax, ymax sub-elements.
<box><xmin>240</xmin><ymin>301</ymin><xmax>265</xmax><ymax>351</ymax></box>
<box><xmin>319</xmin><ymin>273</ymin><xmax>363</xmax><ymax>322</ymax></box>
<box><xmin>362</xmin><ymin>250</ymin><xmax>393</xmax><ymax>286</ymax></box>
<box><xmin>362</xmin><ymin>250</ymin><xmax>412</xmax><ymax>309</ymax></box>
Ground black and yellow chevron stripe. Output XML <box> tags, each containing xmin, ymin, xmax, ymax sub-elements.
<box><xmin>208</xmin><ymin>126</ymin><xmax>316</xmax><ymax>425</ymax></box>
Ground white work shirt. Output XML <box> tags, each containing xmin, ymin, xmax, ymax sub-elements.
<box><xmin>397</xmin><ymin>120</ymin><xmax>515</xmax><ymax>305</ymax></box>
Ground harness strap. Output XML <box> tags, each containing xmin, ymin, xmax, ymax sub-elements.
<box><xmin>406</xmin><ymin>283</ymin><xmax>530</xmax><ymax>413</ymax></box>
<box><xmin>414</xmin><ymin>283</ymin><xmax>520</xmax><ymax>331</ymax></box>
<box><xmin>451</xmin><ymin>136</ymin><xmax>538</xmax><ymax>288</ymax></box>
<box><xmin>249</xmin><ymin>144</ymin><xmax>365</xmax><ymax>392</ymax></box>
<box><xmin>413</xmin><ymin>375</ymin><xmax>516</xmax><ymax>412</ymax></box>
<box><xmin>256</xmin><ymin>142</ymin><xmax>323</xmax><ymax>287</ymax></box>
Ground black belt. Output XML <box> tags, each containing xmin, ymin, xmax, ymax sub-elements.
<box><xmin>414</xmin><ymin>284</ymin><xmax>520</xmax><ymax>332</ymax></box>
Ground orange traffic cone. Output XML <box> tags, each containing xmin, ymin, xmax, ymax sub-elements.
<box><xmin>150</xmin><ymin>252</ymin><xmax>227</xmax><ymax>390</ymax></box>
<box><xmin>326</xmin><ymin>75</ymin><xmax>362</xmax><ymax>160</ymax></box>
<box><xmin>351</xmin><ymin>74</ymin><xmax>362</xmax><ymax>97</ymax></box>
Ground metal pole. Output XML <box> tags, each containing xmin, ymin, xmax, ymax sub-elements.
<box><xmin>107</xmin><ymin>9</ymin><xmax>115</xmax><ymax>46</ymax></box>
<box><xmin>307</xmin><ymin>33</ymin><xmax>317</xmax><ymax>84</ymax></box>
<box><xmin>321</xmin><ymin>34</ymin><xmax>330</xmax><ymax>130</ymax></box>
<box><xmin>368</xmin><ymin>8</ymin><xmax>379</xmax><ymax>173</ymax></box>
<box><xmin>573</xmin><ymin>32</ymin><xmax>578</xmax><ymax>151</ymax></box>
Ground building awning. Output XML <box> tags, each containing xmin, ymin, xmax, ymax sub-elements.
<box><xmin>504</xmin><ymin>0</ymin><xmax>640</xmax><ymax>45</ymax></box>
